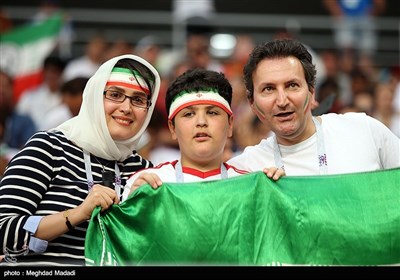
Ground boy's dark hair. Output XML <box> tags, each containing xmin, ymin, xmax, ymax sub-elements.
<box><xmin>165</xmin><ymin>68</ymin><xmax>232</xmax><ymax>117</ymax></box>
<box><xmin>243</xmin><ymin>39</ymin><xmax>316</xmax><ymax>102</ymax></box>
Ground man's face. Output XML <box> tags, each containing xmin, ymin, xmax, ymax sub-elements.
<box><xmin>250</xmin><ymin>56</ymin><xmax>315</xmax><ymax>145</ymax></box>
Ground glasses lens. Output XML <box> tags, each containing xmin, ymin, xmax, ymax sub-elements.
<box><xmin>105</xmin><ymin>90</ymin><xmax>124</xmax><ymax>102</ymax></box>
<box><xmin>130</xmin><ymin>95</ymin><xmax>148</xmax><ymax>108</ymax></box>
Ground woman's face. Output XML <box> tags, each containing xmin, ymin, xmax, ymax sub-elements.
<box><xmin>103</xmin><ymin>85</ymin><xmax>149</xmax><ymax>141</ymax></box>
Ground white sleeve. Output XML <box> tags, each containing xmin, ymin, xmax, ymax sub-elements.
<box><xmin>367</xmin><ymin>115</ymin><xmax>400</xmax><ymax>169</ymax></box>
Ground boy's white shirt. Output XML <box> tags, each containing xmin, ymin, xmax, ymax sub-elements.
<box><xmin>122</xmin><ymin>160</ymin><xmax>248</xmax><ymax>201</ymax></box>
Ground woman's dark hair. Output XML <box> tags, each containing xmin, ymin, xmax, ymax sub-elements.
<box><xmin>115</xmin><ymin>58</ymin><xmax>156</xmax><ymax>98</ymax></box>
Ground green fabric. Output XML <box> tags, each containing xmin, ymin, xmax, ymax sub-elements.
<box><xmin>85</xmin><ymin>168</ymin><xmax>400</xmax><ymax>266</ymax></box>
<box><xmin>0</xmin><ymin>12</ymin><xmax>62</xmax><ymax>44</ymax></box>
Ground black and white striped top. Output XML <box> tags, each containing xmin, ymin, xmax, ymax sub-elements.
<box><xmin>0</xmin><ymin>131</ymin><xmax>152</xmax><ymax>266</ymax></box>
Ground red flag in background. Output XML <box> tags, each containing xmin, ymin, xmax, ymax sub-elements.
<box><xmin>0</xmin><ymin>12</ymin><xmax>62</xmax><ymax>103</ymax></box>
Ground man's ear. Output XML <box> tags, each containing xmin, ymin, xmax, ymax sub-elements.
<box><xmin>246</xmin><ymin>89</ymin><xmax>252</xmax><ymax>100</ymax></box>
<box><xmin>247</xmin><ymin>91</ymin><xmax>255</xmax><ymax>110</ymax></box>
<box><xmin>249</xmin><ymin>99</ymin><xmax>255</xmax><ymax>110</ymax></box>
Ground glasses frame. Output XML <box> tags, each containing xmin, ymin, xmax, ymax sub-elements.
<box><xmin>103</xmin><ymin>89</ymin><xmax>152</xmax><ymax>109</ymax></box>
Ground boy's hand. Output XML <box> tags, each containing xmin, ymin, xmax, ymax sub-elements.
<box><xmin>129</xmin><ymin>172</ymin><xmax>163</xmax><ymax>195</ymax></box>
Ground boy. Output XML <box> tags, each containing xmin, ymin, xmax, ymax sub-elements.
<box><xmin>122</xmin><ymin>69</ymin><xmax>283</xmax><ymax>200</ymax></box>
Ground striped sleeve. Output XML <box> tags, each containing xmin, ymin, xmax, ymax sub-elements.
<box><xmin>0</xmin><ymin>131</ymin><xmax>67</xmax><ymax>258</ymax></box>
<box><xmin>0</xmin><ymin>131</ymin><xmax>152</xmax><ymax>265</ymax></box>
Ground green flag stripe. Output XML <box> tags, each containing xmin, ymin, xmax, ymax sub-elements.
<box><xmin>0</xmin><ymin>12</ymin><xmax>62</xmax><ymax>44</ymax></box>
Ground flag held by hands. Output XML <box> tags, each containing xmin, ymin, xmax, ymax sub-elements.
<box><xmin>85</xmin><ymin>168</ymin><xmax>400</xmax><ymax>266</ymax></box>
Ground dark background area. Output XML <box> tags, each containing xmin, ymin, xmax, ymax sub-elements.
<box><xmin>2</xmin><ymin>0</ymin><xmax>399</xmax><ymax>16</ymax></box>
<box><xmin>2</xmin><ymin>0</ymin><xmax>399</xmax><ymax>68</ymax></box>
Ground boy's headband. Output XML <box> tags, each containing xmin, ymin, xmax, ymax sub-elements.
<box><xmin>168</xmin><ymin>89</ymin><xmax>232</xmax><ymax>120</ymax></box>
<box><xmin>106</xmin><ymin>67</ymin><xmax>150</xmax><ymax>95</ymax></box>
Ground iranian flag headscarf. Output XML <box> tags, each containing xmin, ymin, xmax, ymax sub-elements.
<box><xmin>53</xmin><ymin>54</ymin><xmax>160</xmax><ymax>161</ymax></box>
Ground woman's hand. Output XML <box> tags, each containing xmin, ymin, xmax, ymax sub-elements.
<box><xmin>77</xmin><ymin>184</ymin><xmax>120</xmax><ymax>220</ymax></box>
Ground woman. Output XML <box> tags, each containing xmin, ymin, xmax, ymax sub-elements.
<box><xmin>0</xmin><ymin>54</ymin><xmax>160</xmax><ymax>265</ymax></box>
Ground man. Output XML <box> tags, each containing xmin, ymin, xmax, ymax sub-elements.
<box><xmin>227</xmin><ymin>39</ymin><xmax>399</xmax><ymax>175</ymax></box>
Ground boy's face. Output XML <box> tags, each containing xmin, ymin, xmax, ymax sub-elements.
<box><xmin>168</xmin><ymin>104</ymin><xmax>233</xmax><ymax>167</ymax></box>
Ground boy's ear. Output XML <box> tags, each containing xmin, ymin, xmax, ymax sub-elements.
<box><xmin>228</xmin><ymin>115</ymin><xmax>234</xmax><ymax>138</ymax></box>
<box><xmin>167</xmin><ymin>119</ymin><xmax>177</xmax><ymax>140</ymax></box>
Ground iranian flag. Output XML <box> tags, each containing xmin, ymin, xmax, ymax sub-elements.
<box><xmin>86</xmin><ymin>168</ymin><xmax>400</xmax><ymax>266</ymax></box>
<box><xmin>0</xmin><ymin>12</ymin><xmax>62</xmax><ymax>103</ymax></box>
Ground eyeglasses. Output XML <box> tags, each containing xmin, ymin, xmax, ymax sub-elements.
<box><xmin>103</xmin><ymin>90</ymin><xmax>151</xmax><ymax>109</ymax></box>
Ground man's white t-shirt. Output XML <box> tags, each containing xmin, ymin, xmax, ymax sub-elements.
<box><xmin>227</xmin><ymin>112</ymin><xmax>400</xmax><ymax>176</ymax></box>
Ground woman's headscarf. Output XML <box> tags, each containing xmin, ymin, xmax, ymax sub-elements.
<box><xmin>53</xmin><ymin>54</ymin><xmax>160</xmax><ymax>161</ymax></box>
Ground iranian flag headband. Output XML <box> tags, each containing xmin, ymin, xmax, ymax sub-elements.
<box><xmin>168</xmin><ymin>89</ymin><xmax>233</xmax><ymax>120</ymax></box>
<box><xmin>106</xmin><ymin>67</ymin><xmax>151</xmax><ymax>95</ymax></box>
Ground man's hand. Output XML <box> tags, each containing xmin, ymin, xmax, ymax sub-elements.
<box><xmin>262</xmin><ymin>167</ymin><xmax>285</xmax><ymax>181</ymax></box>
